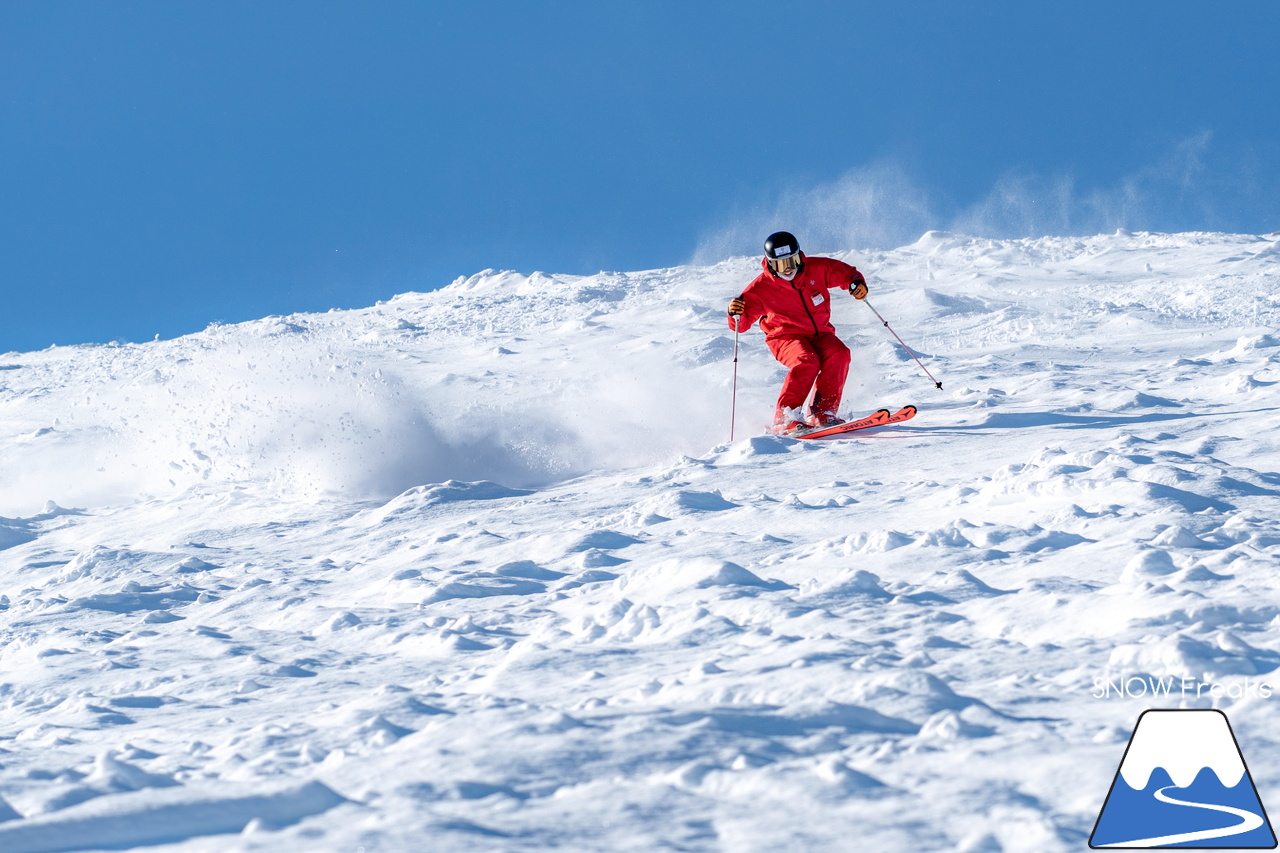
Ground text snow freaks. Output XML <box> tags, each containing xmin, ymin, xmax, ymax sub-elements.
<box><xmin>1093</xmin><ymin>676</ymin><xmax>1274</xmax><ymax>700</ymax></box>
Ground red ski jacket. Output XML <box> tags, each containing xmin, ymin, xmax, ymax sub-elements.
<box><xmin>729</xmin><ymin>255</ymin><xmax>863</xmax><ymax>340</ymax></box>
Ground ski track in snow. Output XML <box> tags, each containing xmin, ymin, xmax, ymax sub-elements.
<box><xmin>1</xmin><ymin>230</ymin><xmax>1279</xmax><ymax>851</ymax></box>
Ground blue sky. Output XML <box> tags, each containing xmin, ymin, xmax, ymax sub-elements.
<box><xmin>2</xmin><ymin>1</ymin><xmax>1278</xmax><ymax>352</ymax></box>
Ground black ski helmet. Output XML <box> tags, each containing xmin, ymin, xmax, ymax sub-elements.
<box><xmin>764</xmin><ymin>231</ymin><xmax>799</xmax><ymax>260</ymax></box>
<box><xmin>764</xmin><ymin>231</ymin><xmax>803</xmax><ymax>275</ymax></box>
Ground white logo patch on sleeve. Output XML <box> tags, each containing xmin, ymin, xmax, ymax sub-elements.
<box><xmin>812</xmin><ymin>293</ymin><xmax>825</xmax><ymax>306</ymax></box>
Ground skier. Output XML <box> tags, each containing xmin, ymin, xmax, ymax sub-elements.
<box><xmin>728</xmin><ymin>231</ymin><xmax>869</xmax><ymax>434</ymax></box>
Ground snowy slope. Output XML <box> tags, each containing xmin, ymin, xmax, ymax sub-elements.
<box><xmin>1</xmin><ymin>230</ymin><xmax>1280</xmax><ymax>852</ymax></box>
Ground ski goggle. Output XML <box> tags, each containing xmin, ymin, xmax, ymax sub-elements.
<box><xmin>769</xmin><ymin>252</ymin><xmax>802</xmax><ymax>276</ymax></box>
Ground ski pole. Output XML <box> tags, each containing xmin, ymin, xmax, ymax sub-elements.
<box><xmin>729</xmin><ymin>313</ymin><xmax>741</xmax><ymax>441</ymax></box>
<box><xmin>862</xmin><ymin>298</ymin><xmax>943</xmax><ymax>390</ymax></box>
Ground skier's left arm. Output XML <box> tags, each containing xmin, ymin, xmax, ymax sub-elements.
<box><xmin>826</xmin><ymin>258</ymin><xmax>868</xmax><ymax>299</ymax></box>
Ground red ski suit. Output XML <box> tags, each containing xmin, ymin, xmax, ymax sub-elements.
<box><xmin>729</xmin><ymin>254</ymin><xmax>862</xmax><ymax>421</ymax></box>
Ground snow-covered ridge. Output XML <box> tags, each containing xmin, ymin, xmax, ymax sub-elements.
<box><xmin>1</xmin><ymin>261</ymin><xmax>741</xmax><ymax>515</ymax></box>
<box><xmin>1</xmin><ymin>230</ymin><xmax>1279</xmax><ymax>852</ymax></box>
<box><xmin>2</xmin><ymin>230</ymin><xmax>1276</xmax><ymax>518</ymax></box>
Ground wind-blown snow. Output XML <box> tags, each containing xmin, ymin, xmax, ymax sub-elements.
<box><xmin>1</xmin><ymin>230</ymin><xmax>1279</xmax><ymax>851</ymax></box>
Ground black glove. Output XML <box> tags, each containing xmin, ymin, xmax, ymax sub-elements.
<box><xmin>728</xmin><ymin>297</ymin><xmax>746</xmax><ymax>316</ymax></box>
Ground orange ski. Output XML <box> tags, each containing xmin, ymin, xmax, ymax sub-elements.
<box><xmin>789</xmin><ymin>405</ymin><xmax>916</xmax><ymax>440</ymax></box>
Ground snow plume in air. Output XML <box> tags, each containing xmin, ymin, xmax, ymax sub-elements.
<box><xmin>0</xmin><ymin>325</ymin><xmax>465</xmax><ymax>510</ymax></box>
<box><xmin>693</xmin><ymin>161</ymin><xmax>937</xmax><ymax>260</ymax></box>
<box><xmin>950</xmin><ymin>171</ymin><xmax>1092</xmax><ymax>239</ymax></box>
<box><xmin>0</xmin><ymin>269</ymin><xmax>744</xmax><ymax>513</ymax></box>
<box><xmin>696</xmin><ymin>133</ymin><xmax>1257</xmax><ymax>258</ymax></box>
<box><xmin>952</xmin><ymin>132</ymin><xmax>1220</xmax><ymax>238</ymax></box>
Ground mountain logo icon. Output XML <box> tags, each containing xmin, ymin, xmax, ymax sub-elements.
<box><xmin>1091</xmin><ymin>709</ymin><xmax>1277</xmax><ymax>848</ymax></box>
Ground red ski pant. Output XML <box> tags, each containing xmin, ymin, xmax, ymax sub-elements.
<box><xmin>767</xmin><ymin>333</ymin><xmax>851</xmax><ymax>420</ymax></box>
